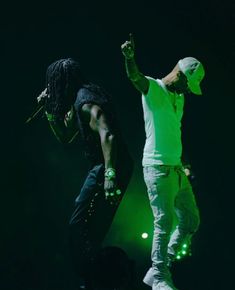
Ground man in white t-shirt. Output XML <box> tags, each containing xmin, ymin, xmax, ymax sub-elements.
<box><xmin>121</xmin><ymin>34</ymin><xmax>205</xmax><ymax>290</ymax></box>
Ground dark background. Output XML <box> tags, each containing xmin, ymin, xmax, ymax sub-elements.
<box><xmin>1</xmin><ymin>0</ymin><xmax>235</xmax><ymax>289</ymax></box>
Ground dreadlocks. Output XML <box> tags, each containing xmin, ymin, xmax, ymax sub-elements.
<box><xmin>45</xmin><ymin>58</ymin><xmax>87</xmax><ymax>119</ymax></box>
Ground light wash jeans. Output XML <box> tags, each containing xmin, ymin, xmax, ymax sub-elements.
<box><xmin>143</xmin><ymin>165</ymin><xmax>200</xmax><ymax>286</ymax></box>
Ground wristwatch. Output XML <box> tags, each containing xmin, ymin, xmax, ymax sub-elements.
<box><xmin>104</xmin><ymin>168</ymin><xmax>116</xmax><ymax>180</ymax></box>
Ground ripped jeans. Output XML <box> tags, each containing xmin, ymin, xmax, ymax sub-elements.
<box><xmin>143</xmin><ymin>165</ymin><xmax>200</xmax><ymax>284</ymax></box>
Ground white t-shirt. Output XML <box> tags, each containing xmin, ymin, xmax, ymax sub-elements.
<box><xmin>142</xmin><ymin>77</ymin><xmax>184</xmax><ymax>166</ymax></box>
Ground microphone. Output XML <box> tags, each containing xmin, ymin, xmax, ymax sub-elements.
<box><xmin>25</xmin><ymin>89</ymin><xmax>48</xmax><ymax>124</ymax></box>
<box><xmin>25</xmin><ymin>104</ymin><xmax>44</xmax><ymax>124</ymax></box>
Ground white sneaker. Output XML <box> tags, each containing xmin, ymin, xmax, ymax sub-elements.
<box><xmin>153</xmin><ymin>281</ymin><xmax>179</xmax><ymax>290</ymax></box>
<box><xmin>143</xmin><ymin>267</ymin><xmax>174</xmax><ymax>287</ymax></box>
<box><xmin>143</xmin><ymin>267</ymin><xmax>154</xmax><ymax>286</ymax></box>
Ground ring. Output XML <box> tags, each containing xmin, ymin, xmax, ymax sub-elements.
<box><xmin>116</xmin><ymin>189</ymin><xmax>121</xmax><ymax>195</ymax></box>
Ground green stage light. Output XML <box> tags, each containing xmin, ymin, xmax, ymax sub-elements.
<box><xmin>141</xmin><ymin>233</ymin><xmax>148</xmax><ymax>239</ymax></box>
<box><xmin>183</xmin><ymin>244</ymin><xmax>187</xmax><ymax>248</ymax></box>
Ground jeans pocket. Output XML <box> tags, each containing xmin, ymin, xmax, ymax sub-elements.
<box><xmin>155</xmin><ymin>165</ymin><xmax>171</xmax><ymax>178</ymax></box>
<box><xmin>144</xmin><ymin>166</ymin><xmax>171</xmax><ymax>193</ymax></box>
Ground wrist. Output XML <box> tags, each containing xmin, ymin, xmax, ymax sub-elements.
<box><xmin>125</xmin><ymin>54</ymin><xmax>135</xmax><ymax>60</ymax></box>
<box><xmin>104</xmin><ymin>168</ymin><xmax>116</xmax><ymax>180</ymax></box>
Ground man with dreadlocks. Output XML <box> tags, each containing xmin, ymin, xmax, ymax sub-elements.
<box><xmin>38</xmin><ymin>58</ymin><xmax>133</xmax><ymax>289</ymax></box>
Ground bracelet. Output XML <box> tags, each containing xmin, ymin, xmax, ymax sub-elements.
<box><xmin>104</xmin><ymin>168</ymin><xmax>116</xmax><ymax>180</ymax></box>
<box><xmin>105</xmin><ymin>189</ymin><xmax>122</xmax><ymax>198</ymax></box>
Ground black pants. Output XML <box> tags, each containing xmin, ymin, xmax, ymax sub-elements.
<box><xmin>69</xmin><ymin>157</ymin><xmax>133</xmax><ymax>282</ymax></box>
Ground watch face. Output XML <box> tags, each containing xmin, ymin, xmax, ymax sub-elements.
<box><xmin>105</xmin><ymin>169</ymin><xmax>116</xmax><ymax>180</ymax></box>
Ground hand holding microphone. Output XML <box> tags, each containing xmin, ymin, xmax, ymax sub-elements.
<box><xmin>25</xmin><ymin>88</ymin><xmax>49</xmax><ymax>124</ymax></box>
<box><xmin>37</xmin><ymin>88</ymin><xmax>49</xmax><ymax>105</ymax></box>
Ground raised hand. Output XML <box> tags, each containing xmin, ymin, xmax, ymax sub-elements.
<box><xmin>121</xmin><ymin>33</ymin><xmax>135</xmax><ymax>59</ymax></box>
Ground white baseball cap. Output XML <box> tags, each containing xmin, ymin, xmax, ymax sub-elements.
<box><xmin>178</xmin><ymin>57</ymin><xmax>205</xmax><ymax>95</ymax></box>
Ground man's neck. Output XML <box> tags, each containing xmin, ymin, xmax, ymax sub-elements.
<box><xmin>162</xmin><ymin>79</ymin><xmax>177</xmax><ymax>94</ymax></box>
<box><xmin>162</xmin><ymin>70</ymin><xmax>179</xmax><ymax>90</ymax></box>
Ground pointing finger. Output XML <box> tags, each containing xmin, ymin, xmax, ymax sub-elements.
<box><xmin>129</xmin><ymin>33</ymin><xmax>135</xmax><ymax>48</ymax></box>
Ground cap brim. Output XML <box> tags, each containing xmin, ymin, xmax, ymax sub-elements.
<box><xmin>188</xmin><ymin>81</ymin><xmax>202</xmax><ymax>95</ymax></box>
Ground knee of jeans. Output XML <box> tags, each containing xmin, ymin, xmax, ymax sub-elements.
<box><xmin>69</xmin><ymin>218</ymin><xmax>76</xmax><ymax>227</ymax></box>
<box><xmin>194</xmin><ymin>211</ymin><xmax>200</xmax><ymax>231</ymax></box>
<box><xmin>154</xmin><ymin>213</ymin><xmax>174</xmax><ymax>233</ymax></box>
<box><xmin>188</xmin><ymin>210</ymin><xmax>200</xmax><ymax>233</ymax></box>
<box><xmin>69</xmin><ymin>212</ymin><xmax>83</xmax><ymax>227</ymax></box>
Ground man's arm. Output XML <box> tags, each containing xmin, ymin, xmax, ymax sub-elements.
<box><xmin>81</xmin><ymin>104</ymin><xmax>117</xmax><ymax>196</ymax></box>
<box><xmin>121</xmin><ymin>34</ymin><xmax>149</xmax><ymax>95</ymax></box>
<box><xmin>81</xmin><ymin>104</ymin><xmax>116</xmax><ymax>170</ymax></box>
